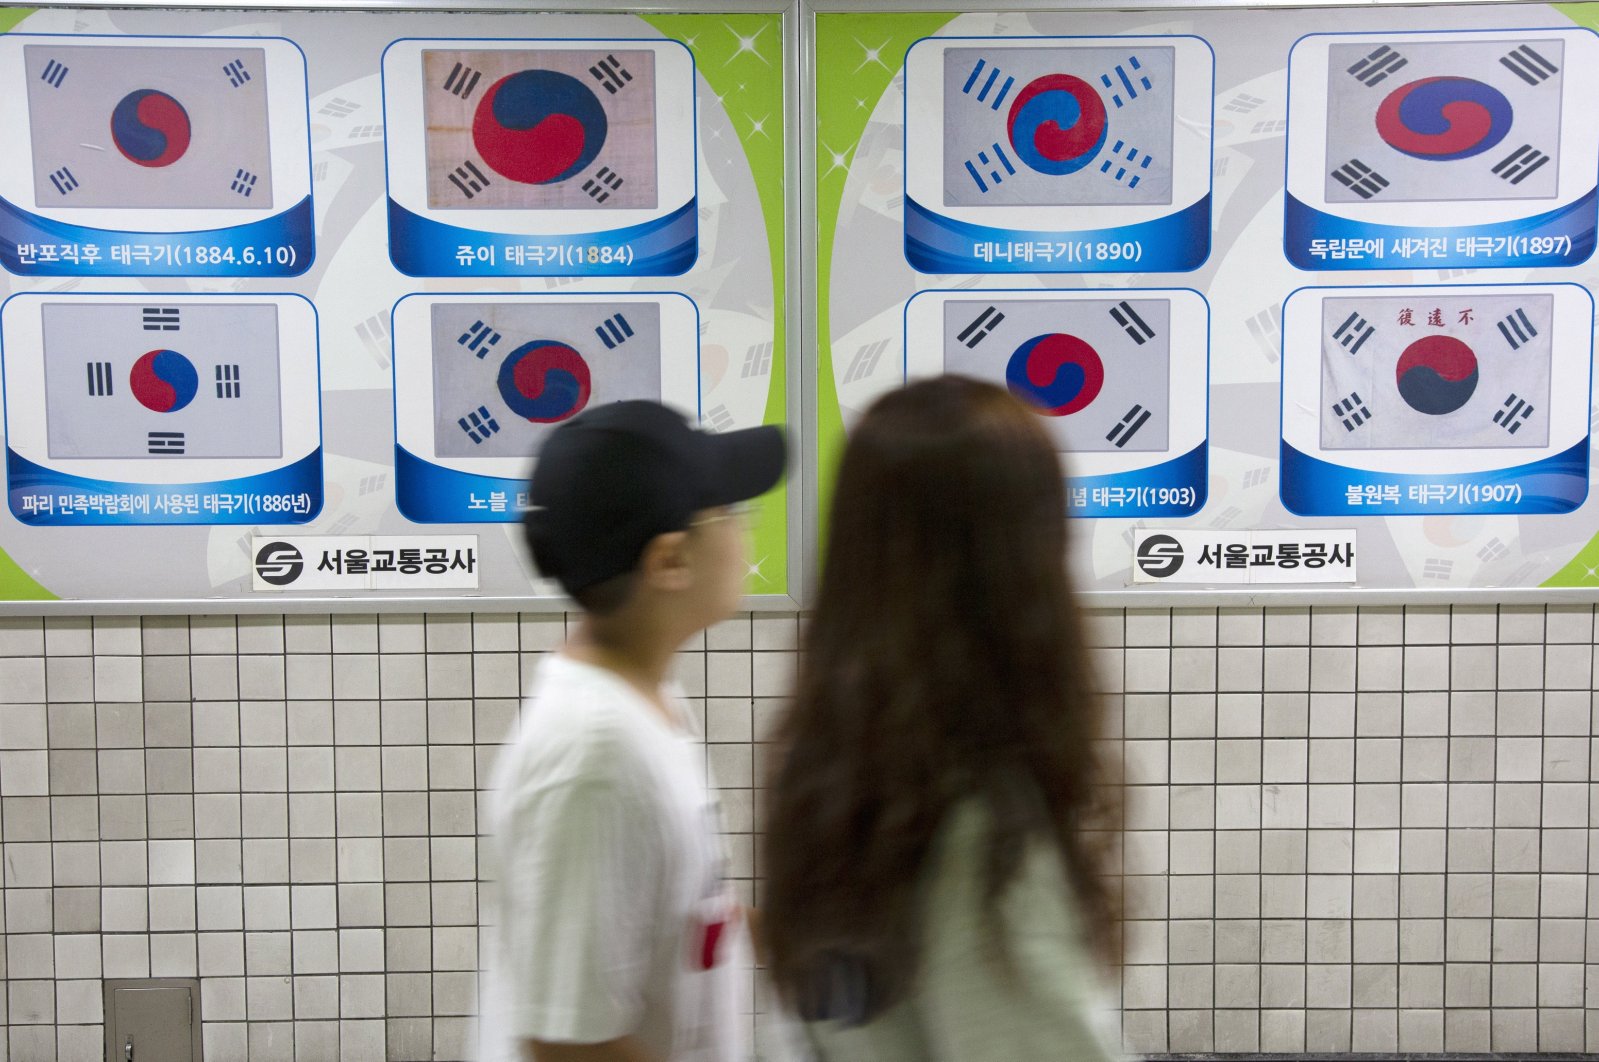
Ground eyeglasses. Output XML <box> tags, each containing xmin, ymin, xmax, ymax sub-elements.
<box><xmin>688</xmin><ymin>502</ymin><xmax>754</xmax><ymax>528</ymax></box>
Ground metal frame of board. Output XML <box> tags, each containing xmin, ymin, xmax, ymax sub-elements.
<box><xmin>802</xmin><ymin>0</ymin><xmax>1599</xmax><ymax>608</ymax></box>
<box><xmin>0</xmin><ymin>0</ymin><xmax>806</xmax><ymax>613</ymax></box>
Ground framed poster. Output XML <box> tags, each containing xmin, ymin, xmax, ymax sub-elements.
<box><xmin>812</xmin><ymin>4</ymin><xmax>1599</xmax><ymax>598</ymax></box>
<box><xmin>0</xmin><ymin>1</ymin><xmax>798</xmax><ymax>610</ymax></box>
<box><xmin>903</xmin><ymin>34</ymin><xmax>1214</xmax><ymax>274</ymax></box>
<box><xmin>0</xmin><ymin>32</ymin><xmax>315</xmax><ymax>276</ymax></box>
<box><xmin>1284</xmin><ymin>27</ymin><xmax>1599</xmax><ymax>271</ymax></box>
<box><xmin>391</xmin><ymin>291</ymin><xmax>702</xmax><ymax>522</ymax></box>
<box><xmin>382</xmin><ymin>37</ymin><xmax>700</xmax><ymax>276</ymax></box>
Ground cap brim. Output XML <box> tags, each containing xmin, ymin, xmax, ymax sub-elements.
<box><xmin>700</xmin><ymin>424</ymin><xmax>787</xmax><ymax>508</ymax></box>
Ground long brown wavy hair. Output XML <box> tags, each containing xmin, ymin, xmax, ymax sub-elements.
<box><xmin>763</xmin><ymin>375</ymin><xmax>1120</xmax><ymax>1020</ymax></box>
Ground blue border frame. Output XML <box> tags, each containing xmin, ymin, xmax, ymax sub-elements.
<box><xmin>378</xmin><ymin>35</ymin><xmax>699</xmax><ymax>278</ymax></box>
<box><xmin>900</xmin><ymin>285</ymin><xmax>1211</xmax><ymax>519</ymax></box>
<box><xmin>388</xmin><ymin>289</ymin><xmax>703</xmax><ymax>524</ymax></box>
<box><xmin>0</xmin><ymin>289</ymin><xmax>326</xmax><ymax>525</ymax></box>
<box><xmin>0</xmin><ymin>32</ymin><xmax>317</xmax><ymax>278</ymax></box>
<box><xmin>1280</xmin><ymin>25</ymin><xmax>1599</xmax><ymax>272</ymax></box>
<box><xmin>1276</xmin><ymin>280</ymin><xmax>1594</xmax><ymax>516</ymax></box>
<box><xmin>899</xmin><ymin>33</ymin><xmax>1216</xmax><ymax>275</ymax></box>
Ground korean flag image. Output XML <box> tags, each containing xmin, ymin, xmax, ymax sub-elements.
<box><xmin>944</xmin><ymin>297</ymin><xmax>1172</xmax><ymax>452</ymax></box>
<box><xmin>429</xmin><ymin>300</ymin><xmax>662</xmax><ymax>459</ymax></box>
<box><xmin>391</xmin><ymin>293</ymin><xmax>700</xmax><ymax>522</ymax></box>
<box><xmin>0</xmin><ymin>34</ymin><xmax>314</xmax><ymax>277</ymax></box>
<box><xmin>421</xmin><ymin>48</ymin><xmax>656</xmax><ymax>211</ymax></box>
<box><xmin>1319</xmin><ymin>293</ymin><xmax>1551</xmax><ymax>451</ymax></box>
<box><xmin>24</xmin><ymin>44</ymin><xmax>273</xmax><ymax>210</ymax></box>
<box><xmin>1325</xmin><ymin>38</ymin><xmax>1562</xmax><ymax>205</ymax></box>
<box><xmin>903</xmin><ymin>35</ymin><xmax>1213</xmax><ymax>274</ymax></box>
<box><xmin>382</xmin><ymin>39</ymin><xmax>697</xmax><ymax>277</ymax></box>
<box><xmin>942</xmin><ymin>46</ymin><xmax>1174</xmax><ymax>209</ymax></box>
<box><xmin>41</xmin><ymin>301</ymin><xmax>282</xmax><ymax>459</ymax></box>
<box><xmin>0</xmin><ymin>293</ymin><xmax>323</xmax><ymax>525</ymax></box>
<box><xmin>1284</xmin><ymin>29</ymin><xmax>1599</xmax><ymax>270</ymax></box>
<box><xmin>1280</xmin><ymin>284</ymin><xmax>1593</xmax><ymax>516</ymax></box>
<box><xmin>904</xmin><ymin>289</ymin><xmax>1208</xmax><ymax>517</ymax></box>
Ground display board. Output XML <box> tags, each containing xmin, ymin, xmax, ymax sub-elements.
<box><xmin>813</xmin><ymin>4</ymin><xmax>1599</xmax><ymax>595</ymax></box>
<box><xmin>0</xmin><ymin>4</ymin><xmax>796</xmax><ymax>608</ymax></box>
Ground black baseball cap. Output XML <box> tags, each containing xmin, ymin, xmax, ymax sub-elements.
<box><xmin>523</xmin><ymin>401</ymin><xmax>786</xmax><ymax>595</ymax></box>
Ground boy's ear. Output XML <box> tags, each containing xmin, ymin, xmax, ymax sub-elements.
<box><xmin>637</xmin><ymin>530</ymin><xmax>694</xmax><ymax>592</ymax></box>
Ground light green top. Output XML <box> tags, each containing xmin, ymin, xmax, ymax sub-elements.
<box><xmin>794</xmin><ymin>800</ymin><xmax>1123</xmax><ymax>1062</ymax></box>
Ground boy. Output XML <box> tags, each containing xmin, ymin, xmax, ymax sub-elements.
<box><xmin>480</xmin><ymin>400</ymin><xmax>786</xmax><ymax>1062</ymax></box>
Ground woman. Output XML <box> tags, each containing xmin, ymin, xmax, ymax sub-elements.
<box><xmin>764</xmin><ymin>376</ymin><xmax>1123</xmax><ymax>1061</ymax></box>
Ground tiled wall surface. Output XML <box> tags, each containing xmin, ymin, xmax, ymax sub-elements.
<box><xmin>0</xmin><ymin>604</ymin><xmax>1595</xmax><ymax>1059</ymax></box>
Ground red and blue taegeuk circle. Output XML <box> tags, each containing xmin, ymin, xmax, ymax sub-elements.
<box><xmin>1004</xmin><ymin>332</ymin><xmax>1104</xmax><ymax>416</ymax></box>
<box><xmin>1395</xmin><ymin>334</ymin><xmax>1479</xmax><ymax>415</ymax></box>
<box><xmin>110</xmin><ymin>89</ymin><xmax>192</xmax><ymax>168</ymax></box>
<box><xmin>1375</xmin><ymin>77</ymin><xmax>1513</xmax><ymax>162</ymax></box>
<box><xmin>498</xmin><ymin>340</ymin><xmax>592</xmax><ymax>423</ymax></box>
<box><xmin>129</xmin><ymin>349</ymin><xmax>199</xmax><ymax>413</ymax></box>
<box><xmin>1006</xmin><ymin>74</ymin><xmax>1108</xmax><ymax>175</ymax></box>
<box><xmin>472</xmin><ymin>69</ymin><xmax>608</xmax><ymax>186</ymax></box>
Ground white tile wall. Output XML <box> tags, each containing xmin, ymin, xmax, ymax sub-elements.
<box><xmin>0</xmin><ymin>606</ymin><xmax>1596</xmax><ymax>1059</ymax></box>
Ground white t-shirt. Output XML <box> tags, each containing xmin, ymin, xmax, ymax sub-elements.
<box><xmin>479</xmin><ymin>653</ymin><xmax>747</xmax><ymax>1062</ymax></box>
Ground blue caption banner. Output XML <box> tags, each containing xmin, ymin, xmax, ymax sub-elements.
<box><xmin>1279</xmin><ymin>439</ymin><xmax>1589</xmax><ymax>516</ymax></box>
<box><xmin>904</xmin><ymin>194</ymin><xmax>1211</xmax><ymax>274</ymax></box>
<box><xmin>0</xmin><ymin>195</ymin><xmax>314</xmax><ymax>276</ymax></box>
<box><xmin>8</xmin><ymin>449</ymin><xmax>322</xmax><ymax>525</ymax></box>
<box><xmin>387</xmin><ymin>198</ymin><xmax>697</xmax><ymax>277</ymax></box>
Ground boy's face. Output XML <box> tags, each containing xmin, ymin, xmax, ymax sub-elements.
<box><xmin>684</xmin><ymin>503</ymin><xmax>751</xmax><ymax>622</ymax></box>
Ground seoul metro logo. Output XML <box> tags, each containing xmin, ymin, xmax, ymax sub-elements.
<box><xmin>1135</xmin><ymin>533</ymin><xmax>1184</xmax><ymax>578</ymax></box>
<box><xmin>254</xmin><ymin>542</ymin><xmax>304</xmax><ymax>586</ymax></box>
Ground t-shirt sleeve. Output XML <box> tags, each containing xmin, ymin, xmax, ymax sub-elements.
<box><xmin>917</xmin><ymin>818</ymin><xmax>1124</xmax><ymax>1062</ymax></box>
<box><xmin>495</xmin><ymin>776</ymin><xmax>662</xmax><ymax>1044</ymax></box>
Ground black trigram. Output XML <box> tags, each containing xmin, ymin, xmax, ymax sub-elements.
<box><xmin>1346</xmin><ymin>45</ymin><xmax>1407</xmax><ymax>86</ymax></box>
<box><xmin>222</xmin><ymin>59</ymin><xmax>251</xmax><ymax>87</ymax></box>
<box><xmin>1423</xmin><ymin>558</ymin><xmax>1453</xmax><ymax>580</ymax></box>
<box><xmin>457</xmin><ymin>320</ymin><xmax>501</xmax><ymax>357</ymax></box>
<box><xmin>1106</xmin><ymin>405</ymin><xmax>1151</xmax><ymax>448</ymax></box>
<box><xmin>1497</xmin><ymin>307</ymin><xmax>1537</xmax><ymax>349</ymax></box>
<box><xmin>1110</xmin><ymin>301</ymin><xmax>1156</xmax><ymax>345</ymax></box>
<box><xmin>588</xmin><ymin>54</ymin><xmax>633</xmax><ymax>95</ymax></box>
<box><xmin>1493</xmin><ymin>393</ymin><xmax>1534</xmax><ymax>433</ymax></box>
<box><xmin>39</xmin><ymin>60</ymin><xmax>68</xmax><ymax>88</ymax></box>
<box><xmin>963</xmin><ymin>143</ymin><xmax>1016</xmax><ymax>194</ymax></box>
<box><xmin>458</xmin><ymin>405</ymin><xmax>500</xmax><ymax>444</ymax></box>
<box><xmin>142</xmin><ymin>307</ymin><xmax>180</xmax><ymax>332</ymax></box>
<box><xmin>1500</xmin><ymin>44</ymin><xmax>1558</xmax><ymax>86</ymax></box>
<box><xmin>49</xmin><ymin>168</ymin><xmax>78</xmax><ymax>195</ymax></box>
<box><xmin>1493</xmin><ymin>145</ymin><xmax>1550</xmax><ymax>185</ymax></box>
<box><xmin>1331</xmin><ymin>159</ymin><xmax>1388</xmax><ymax>199</ymax></box>
<box><xmin>583</xmin><ymin>167</ymin><xmax>624</xmax><ymax>203</ymax></box>
<box><xmin>960</xmin><ymin>58</ymin><xmax>1014</xmax><ymax>111</ymax></box>
<box><xmin>956</xmin><ymin>306</ymin><xmax>1004</xmax><ymax>348</ymax></box>
<box><xmin>443</xmin><ymin>62</ymin><xmax>482</xmax><ymax>100</ymax></box>
<box><xmin>148</xmin><ymin>431</ymin><xmax>185</xmax><ymax>455</ymax></box>
<box><xmin>1332</xmin><ymin>392</ymin><xmax>1371</xmax><ymax>431</ymax></box>
<box><xmin>215</xmin><ymin>364</ymin><xmax>241</xmax><ymax>399</ymax></box>
<box><xmin>1332</xmin><ymin>311</ymin><xmax>1375</xmax><ymax>354</ymax></box>
<box><xmin>1100</xmin><ymin>55</ymin><xmax>1152</xmax><ymax>109</ymax></box>
<box><xmin>318</xmin><ymin>98</ymin><xmax>359</xmax><ymax>118</ymax></box>
<box><xmin>86</xmin><ymin>362</ymin><xmax>113</xmax><ymax>397</ymax></box>
<box><xmin>1099</xmin><ymin>140</ymin><xmax>1154</xmax><ymax>189</ymax></box>
<box><xmin>448</xmin><ymin>161</ymin><xmax>490</xmax><ymax>199</ymax></box>
<box><xmin>230</xmin><ymin>169</ymin><xmax>258</xmax><ymax>197</ymax></box>
<box><xmin>1222</xmin><ymin>92</ymin><xmax>1265</xmax><ymax>114</ymax></box>
<box><xmin>595</xmin><ymin>313</ymin><xmax>634</xmax><ymax>349</ymax></box>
